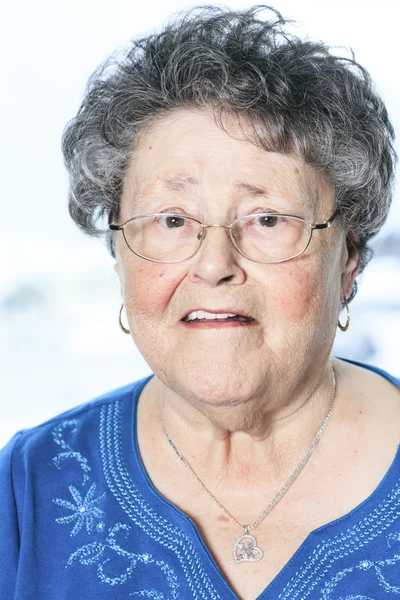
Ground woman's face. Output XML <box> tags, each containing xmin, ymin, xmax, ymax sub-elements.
<box><xmin>114</xmin><ymin>109</ymin><xmax>358</xmax><ymax>406</ymax></box>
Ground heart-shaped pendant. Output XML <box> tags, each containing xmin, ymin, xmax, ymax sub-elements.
<box><xmin>233</xmin><ymin>533</ymin><xmax>263</xmax><ymax>564</ymax></box>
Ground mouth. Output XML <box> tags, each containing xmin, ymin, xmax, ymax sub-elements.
<box><xmin>181</xmin><ymin>309</ymin><xmax>255</xmax><ymax>325</ymax></box>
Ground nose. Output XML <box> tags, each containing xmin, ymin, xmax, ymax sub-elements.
<box><xmin>187</xmin><ymin>224</ymin><xmax>246</xmax><ymax>286</ymax></box>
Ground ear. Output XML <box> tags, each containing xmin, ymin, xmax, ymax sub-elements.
<box><xmin>341</xmin><ymin>232</ymin><xmax>361</xmax><ymax>299</ymax></box>
<box><xmin>113</xmin><ymin>261</ymin><xmax>124</xmax><ymax>298</ymax></box>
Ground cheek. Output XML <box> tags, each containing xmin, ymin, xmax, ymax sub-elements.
<box><xmin>267</xmin><ymin>259</ymin><xmax>322</xmax><ymax>323</ymax></box>
<box><xmin>122</xmin><ymin>261</ymin><xmax>180</xmax><ymax>320</ymax></box>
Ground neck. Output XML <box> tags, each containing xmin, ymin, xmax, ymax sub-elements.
<box><xmin>146</xmin><ymin>359</ymin><xmax>337</xmax><ymax>490</ymax></box>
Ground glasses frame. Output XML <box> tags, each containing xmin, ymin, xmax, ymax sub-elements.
<box><xmin>109</xmin><ymin>210</ymin><xmax>340</xmax><ymax>264</ymax></box>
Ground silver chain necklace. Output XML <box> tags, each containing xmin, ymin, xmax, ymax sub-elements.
<box><xmin>162</xmin><ymin>367</ymin><xmax>336</xmax><ymax>564</ymax></box>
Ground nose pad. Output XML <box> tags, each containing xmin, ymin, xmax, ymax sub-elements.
<box><xmin>196</xmin><ymin>229</ymin><xmax>207</xmax><ymax>242</ymax></box>
<box><xmin>196</xmin><ymin>225</ymin><xmax>237</xmax><ymax>250</ymax></box>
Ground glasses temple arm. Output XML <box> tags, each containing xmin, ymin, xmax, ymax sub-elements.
<box><xmin>108</xmin><ymin>212</ymin><xmax>122</xmax><ymax>231</ymax></box>
<box><xmin>313</xmin><ymin>209</ymin><xmax>340</xmax><ymax>230</ymax></box>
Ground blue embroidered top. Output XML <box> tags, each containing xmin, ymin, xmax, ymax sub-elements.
<box><xmin>1</xmin><ymin>359</ymin><xmax>400</xmax><ymax>600</ymax></box>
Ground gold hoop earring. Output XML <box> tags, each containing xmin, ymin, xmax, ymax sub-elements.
<box><xmin>119</xmin><ymin>304</ymin><xmax>130</xmax><ymax>334</ymax></box>
<box><xmin>338</xmin><ymin>298</ymin><xmax>351</xmax><ymax>332</ymax></box>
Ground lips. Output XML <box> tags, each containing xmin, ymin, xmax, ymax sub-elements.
<box><xmin>181</xmin><ymin>308</ymin><xmax>255</xmax><ymax>323</ymax></box>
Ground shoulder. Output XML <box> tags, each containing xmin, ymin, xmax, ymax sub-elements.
<box><xmin>333</xmin><ymin>357</ymin><xmax>400</xmax><ymax>455</ymax></box>
<box><xmin>0</xmin><ymin>375</ymin><xmax>153</xmax><ymax>475</ymax></box>
<box><xmin>334</xmin><ymin>357</ymin><xmax>400</xmax><ymax>388</ymax></box>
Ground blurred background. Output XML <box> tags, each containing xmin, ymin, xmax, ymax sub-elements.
<box><xmin>1</xmin><ymin>0</ymin><xmax>399</xmax><ymax>446</ymax></box>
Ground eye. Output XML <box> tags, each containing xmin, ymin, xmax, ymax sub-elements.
<box><xmin>256</xmin><ymin>214</ymin><xmax>280</xmax><ymax>227</ymax></box>
<box><xmin>159</xmin><ymin>215</ymin><xmax>186</xmax><ymax>228</ymax></box>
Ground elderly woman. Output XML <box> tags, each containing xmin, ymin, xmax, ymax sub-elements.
<box><xmin>1</xmin><ymin>5</ymin><xmax>399</xmax><ymax>599</ymax></box>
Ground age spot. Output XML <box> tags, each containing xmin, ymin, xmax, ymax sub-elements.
<box><xmin>218</xmin><ymin>515</ymin><xmax>229</xmax><ymax>523</ymax></box>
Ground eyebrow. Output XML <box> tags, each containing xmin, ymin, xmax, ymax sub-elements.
<box><xmin>160</xmin><ymin>176</ymin><xmax>200</xmax><ymax>192</ymax></box>
<box><xmin>160</xmin><ymin>176</ymin><xmax>267</xmax><ymax>196</ymax></box>
<box><xmin>154</xmin><ymin>176</ymin><xmax>316</xmax><ymax>215</ymax></box>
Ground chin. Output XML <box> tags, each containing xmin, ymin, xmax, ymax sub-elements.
<box><xmin>171</xmin><ymin>361</ymin><xmax>262</xmax><ymax>407</ymax></box>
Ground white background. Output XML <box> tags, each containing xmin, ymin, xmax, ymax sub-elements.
<box><xmin>1</xmin><ymin>0</ymin><xmax>399</xmax><ymax>446</ymax></box>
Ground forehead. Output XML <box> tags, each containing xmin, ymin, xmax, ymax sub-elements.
<box><xmin>122</xmin><ymin>109</ymin><xmax>334</xmax><ymax>216</ymax></box>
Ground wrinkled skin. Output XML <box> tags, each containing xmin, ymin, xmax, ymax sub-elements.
<box><xmin>114</xmin><ymin>108</ymin><xmax>359</xmax><ymax>437</ymax></box>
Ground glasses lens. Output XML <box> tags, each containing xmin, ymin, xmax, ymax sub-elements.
<box><xmin>122</xmin><ymin>214</ymin><xmax>203</xmax><ymax>262</ymax></box>
<box><xmin>231</xmin><ymin>214</ymin><xmax>312</xmax><ymax>262</ymax></box>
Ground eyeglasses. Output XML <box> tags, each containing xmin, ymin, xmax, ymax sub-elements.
<box><xmin>109</xmin><ymin>210</ymin><xmax>339</xmax><ymax>264</ymax></box>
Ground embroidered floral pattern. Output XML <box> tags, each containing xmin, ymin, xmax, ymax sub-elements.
<box><xmin>130</xmin><ymin>592</ymin><xmax>164</xmax><ymax>599</ymax></box>
<box><xmin>337</xmin><ymin>597</ymin><xmax>374</xmax><ymax>600</ymax></box>
<box><xmin>52</xmin><ymin>420</ymin><xmax>91</xmax><ymax>485</ymax></box>
<box><xmin>51</xmin><ymin>416</ymin><xmax>180</xmax><ymax>598</ymax></box>
<box><xmin>67</xmin><ymin>522</ymin><xmax>179</xmax><ymax>595</ymax></box>
<box><xmin>319</xmin><ymin>532</ymin><xmax>400</xmax><ymax>598</ymax></box>
<box><xmin>53</xmin><ymin>483</ymin><xmax>106</xmax><ymax>536</ymax></box>
<box><xmin>277</xmin><ymin>481</ymin><xmax>400</xmax><ymax>599</ymax></box>
<box><xmin>100</xmin><ymin>400</ymin><xmax>222</xmax><ymax>600</ymax></box>
<box><xmin>51</xmin><ymin>385</ymin><xmax>400</xmax><ymax>599</ymax></box>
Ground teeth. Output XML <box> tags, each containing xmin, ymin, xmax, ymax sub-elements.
<box><xmin>186</xmin><ymin>310</ymin><xmax>237</xmax><ymax>321</ymax></box>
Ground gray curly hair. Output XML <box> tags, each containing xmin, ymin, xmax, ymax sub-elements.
<box><xmin>62</xmin><ymin>5</ymin><xmax>396</xmax><ymax>301</ymax></box>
